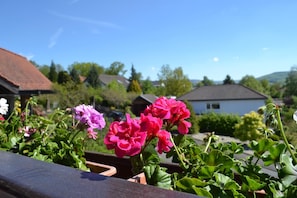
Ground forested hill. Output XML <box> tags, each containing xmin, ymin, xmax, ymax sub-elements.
<box><xmin>257</xmin><ymin>71</ymin><xmax>289</xmax><ymax>84</ymax></box>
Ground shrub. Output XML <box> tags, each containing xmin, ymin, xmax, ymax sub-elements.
<box><xmin>198</xmin><ymin>112</ymin><xmax>240</xmax><ymax>136</ymax></box>
<box><xmin>233</xmin><ymin>111</ymin><xmax>266</xmax><ymax>141</ymax></box>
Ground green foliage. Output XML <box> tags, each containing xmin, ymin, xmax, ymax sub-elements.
<box><xmin>234</xmin><ymin>111</ymin><xmax>266</xmax><ymax>141</ymax></box>
<box><xmin>0</xmin><ymin>98</ymin><xmax>95</xmax><ymax>171</ymax></box>
<box><xmin>239</xmin><ymin>75</ymin><xmax>265</xmax><ymax>93</ymax></box>
<box><xmin>198</xmin><ymin>112</ymin><xmax>240</xmax><ymax>136</ymax></box>
<box><xmin>196</xmin><ymin>76</ymin><xmax>214</xmax><ymax>87</ymax></box>
<box><xmin>157</xmin><ymin>65</ymin><xmax>192</xmax><ymax>97</ymax></box>
<box><xmin>223</xmin><ymin>75</ymin><xmax>235</xmax><ymax>85</ymax></box>
<box><xmin>127</xmin><ymin>80</ymin><xmax>142</xmax><ymax>94</ymax></box>
<box><xmin>57</xmin><ymin>71</ymin><xmax>72</xmax><ymax>84</ymax></box>
<box><xmin>68</xmin><ymin>62</ymin><xmax>104</xmax><ymax>77</ymax></box>
<box><xmin>48</xmin><ymin>61</ymin><xmax>58</xmax><ymax>82</ymax></box>
<box><xmin>284</xmin><ymin>66</ymin><xmax>297</xmax><ymax>97</ymax></box>
<box><xmin>101</xmin><ymin>80</ymin><xmax>128</xmax><ymax>108</ymax></box>
<box><xmin>51</xmin><ymin>82</ymin><xmax>92</xmax><ymax>109</ymax></box>
<box><xmin>141</xmin><ymin>78</ymin><xmax>157</xmax><ymax>94</ymax></box>
<box><xmin>86</xmin><ymin>65</ymin><xmax>100</xmax><ymax>88</ymax></box>
<box><xmin>69</xmin><ymin>68</ymin><xmax>81</xmax><ymax>84</ymax></box>
<box><xmin>105</xmin><ymin>61</ymin><xmax>127</xmax><ymax>76</ymax></box>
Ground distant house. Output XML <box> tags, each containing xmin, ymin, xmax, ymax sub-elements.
<box><xmin>98</xmin><ymin>74</ymin><xmax>129</xmax><ymax>89</ymax></box>
<box><xmin>0</xmin><ymin>48</ymin><xmax>52</xmax><ymax>115</ymax></box>
<box><xmin>131</xmin><ymin>94</ymin><xmax>158</xmax><ymax>116</ymax></box>
<box><xmin>177</xmin><ymin>84</ymin><xmax>268</xmax><ymax>115</ymax></box>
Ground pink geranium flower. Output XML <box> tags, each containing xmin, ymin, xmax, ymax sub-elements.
<box><xmin>156</xmin><ymin>130</ymin><xmax>173</xmax><ymax>154</ymax></box>
<box><xmin>73</xmin><ymin>104</ymin><xmax>106</xmax><ymax>140</ymax></box>
<box><xmin>104</xmin><ymin>114</ymin><xmax>147</xmax><ymax>158</ymax></box>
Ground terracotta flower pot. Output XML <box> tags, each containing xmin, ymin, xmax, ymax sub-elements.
<box><xmin>86</xmin><ymin>160</ymin><xmax>117</xmax><ymax>176</ymax></box>
<box><xmin>127</xmin><ymin>172</ymin><xmax>147</xmax><ymax>184</ymax></box>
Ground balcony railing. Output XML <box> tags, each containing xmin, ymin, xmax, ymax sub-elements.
<box><xmin>0</xmin><ymin>151</ymin><xmax>199</xmax><ymax>198</ymax></box>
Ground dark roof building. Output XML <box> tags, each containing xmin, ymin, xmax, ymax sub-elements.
<box><xmin>0</xmin><ymin>48</ymin><xmax>52</xmax><ymax>113</ymax></box>
<box><xmin>131</xmin><ymin>94</ymin><xmax>158</xmax><ymax>116</ymax></box>
<box><xmin>177</xmin><ymin>84</ymin><xmax>268</xmax><ymax>115</ymax></box>
<box><xmin>178</xmin><ymin>84</ymin><xmax>267</xmax><ymax>101</ymax></box>
<box><xmin>98</xmin><ymin>74</ymin><xmax>129</xmax><ymax>89</ymax></box>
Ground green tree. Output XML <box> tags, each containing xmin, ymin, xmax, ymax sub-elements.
<box><xmin>141</xmin><ymin>78</ymin><xmax>157</xmax><ymax>94</ymax></box>
<box><xmin>284</xmin><ymin>66</ymin><xmax>297</xmax><ymax>97</ymax></box>
<box><xmin>223</xmin><ymin>75</ymin><xmax>235</xmax><ymax>85</ymax></box>
<box><xmin>38</xmin><ymin>65</ymin><xmax>50</xmax><ymax>78</ymax></box>
<box><xmin>239</xmin><ymin>75</ymin><xmax>264</xmax><ymax>93</ymax></box>
<box><xmin>86</xmin><ymin>66</ymin><xmax>100</xmax><ymax>88</ymax></box>
<box><xmin>105</xmin><ymin>61</ymin><xmax>127</xmax><ymax>76</ymax></box>
<box><xmin>69</xmin><ymin>68</ymin><xmax>81</xmax><ymax>84</ymax></box>
<box><xmin>196</xmin><ymin>76</ymin><xmax>214</xmax><ymax>87</ymax></box>
<box><xmin>48</xmin><ymin>61</ymin><xmax>58</xmax><ymax>82</ymax></box>
<box><xmin>68</xmin><ymin>62</ymin><xmax>104</xmax><ymax>77</ymax></box>
<box><xmin>127</xmin><ymin>64</ymin><xmax>142</xmax><ymax>93</ymax></box>
<box><xmin>57</xmin><ymin>71</ymin><xmax>72</xmax><ymax>84</ymax></box>
<box><xmin>157</xmin><ymin>65</ymin><xmax>192</xmax><ymax>97</ymax></box>
<box><xmin>101</xmin><ymin>80</ymin><xmax>128</xmax><ymax>108</ymax></box>
<box><xmin>128</xmin><ymin>80</ymin><xmax>142</xmax><ymax>94</ymax></box>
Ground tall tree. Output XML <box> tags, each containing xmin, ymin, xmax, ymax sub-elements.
<box><xmin>57</xmin><ymin>71</ymin><xmax>72</xmax><ymax>84</ymax></box>
<box><xmin>105</xmin><ymin>61</ymin><xmax>127</xmax><ymax>76</ymax></box>
<box><xmin>223</xmin><ymin>75</ymin><xmax>235</xmax><ymax>84</ymax></box>
<box><xmin>48</xmin><ymin>60</ymin><xmax>58</xmax><ymax>82</ymax></box>
<box><xmin>127</xmin><ymin>64</ymin><xmax>142</xmax><ymax>93</ymax></box>
<box><xmin>284</xmin><ymin>66</ymin><xmax>297</xmax><ymax>97</ymax></box>
<box><xmin>157</xmin><ymin>65</ymin><xmax>192</xmax><ymax>97</ymax></box>
<box><xmin>86</xmin><ymin>65</ymin><xmax>100</xmax><ymax>88</ymax></box>
<box><xmin>69</xmin><ymin>68</ymin><xmax>81</xmax><ymax>84</ymax></box>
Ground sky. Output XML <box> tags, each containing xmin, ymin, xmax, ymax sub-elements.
<box><xmin>1</xmin><ymin>0</ymin><xmax>297</xmax><ymax>81</ymax></box>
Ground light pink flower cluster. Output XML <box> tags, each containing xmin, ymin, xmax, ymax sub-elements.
<box><xmin>73</xmin><ymin>104</ymin><xmax>106</xmax><ymax>140</ymax></box>
<box><xmin>104</xmin><ymin>97</ymin><xmax>191</xmax><ymax>158</ymax></box>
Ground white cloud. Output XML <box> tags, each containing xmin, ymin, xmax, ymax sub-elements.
<box><xmin>49</xmin><ymin>11</ymin><xmax>121</xmax><ymax>29</ymax></box>
<box><xmin>262</xmin><ymin>47</ymin><xmax>269</xmax><ymax>51</ymax></box>
<box><xmin>213</xmin><ymin>57</ymin><xmax>219</xmax><ymax>62</ymax></box>
<box><xmin>48</xmin><ymin>27</ymin><xmax>64</xmax><ymax>48</ymax></box>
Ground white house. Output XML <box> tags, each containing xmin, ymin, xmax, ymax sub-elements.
<box><xmin>177</xmin><ymin>84</ymin><xmax>268</xmax><ymax>116</ymax></box>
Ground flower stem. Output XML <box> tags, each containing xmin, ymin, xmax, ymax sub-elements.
<box><xmin>276</xmin><ymin>107</ymin><xmax>297</xmax><ymax>164</ymax></box>
<box><xmin>170</xmin><ymin>135</ymin><xmax>187</xmax><ymax>169</ymax></box>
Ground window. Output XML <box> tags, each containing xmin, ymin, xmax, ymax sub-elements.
<box><xmin>206</xmin><ymin>103</ymin><xmax>220</xmax><ymax>109</ymax></box>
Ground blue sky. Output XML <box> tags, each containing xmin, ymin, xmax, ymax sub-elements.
<box><xmin>1</xmin><ymin>1</ymin><xmax>296</xmax><ymax>81</ymax></box>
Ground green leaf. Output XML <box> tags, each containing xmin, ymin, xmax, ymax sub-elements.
<box><xmin>263</xmin><ymin>143</ymin><xmax>286</xmax><ymax>166</ymax></box>
<box><xmin>175</xmin><ymin>176</ymin><xmax>209</xmax><ymax>196</ymax></box>
<box><xmin>279</xmin><ymin>154</ymin><xmax>297</xmax><ymax>187</ymax></box>
<box><xmin>250</xmin><ymin>139</ymin><xmax>275</xmax><ymax>157</ymax></box>
<box><xmin>144</xmin><ymin>164</ymin><xmax>172</xmax><ymax>189</ymax></box>
<box><xmin>213</xmin><ymin>172</ymin><xmax>240</xmax><ymax>191</ymax></box>
<box><xmin>241</xmin><ymin>175</ymin><xmax>266</xmax><ymax>192</ymax></box>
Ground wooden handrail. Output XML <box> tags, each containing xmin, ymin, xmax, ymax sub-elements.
<box><xmin>0</xmin><ymin>151</ymin><xmax>199</xmax><ymax>198</ymax></box>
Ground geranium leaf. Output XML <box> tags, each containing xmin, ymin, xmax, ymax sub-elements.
<box><xmin>144</xmin><ymin>164</ymin><xmax>171</xmax><ymax>189</ymax></box>
<box><xmin>263</xmin><ymin>143</ymin><xmax>286</xmax><ymax>166</ymax></box>
<box><xmin>241</xmin><ymin>175</ymin><xmax>265</xmax><ymax>191</ymax></box>
<box><xmin>175</xmin><ymin>176</ymin><xmax>209</xmax><ymax>196</ymax></box>
<box><xmin>279</xmin><ymin>154</ymin><xmax>297</xmax><ymax>187</ymax></box>
<box><xmin>214</xmin><ymin>172</ymin><xmax>240</xmax><ymax>191</ymax></box>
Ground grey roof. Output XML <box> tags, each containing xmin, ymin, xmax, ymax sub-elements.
<box><xmin>138</xmin><ymin>94</ymin><xmax>158</xmax><ymax>103</ymax></box>
<box><xmin>177</xmin><ymin>84</ymin><xmax>268</xmax><ymax>101</ymax></box>
<box><xmin>98</xmin><ymin>74</ymin><xmax>129</xmax><ymax>88</ymax></box>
